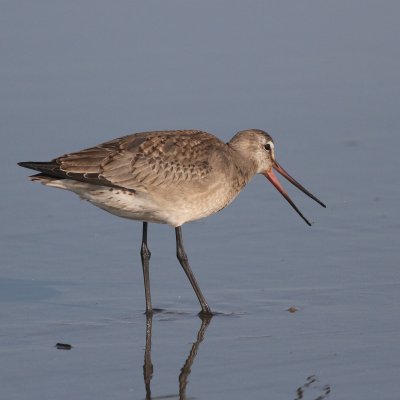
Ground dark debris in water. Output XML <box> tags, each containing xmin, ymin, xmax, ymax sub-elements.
<box><xmin>55</xmin><ymin>343</ymin><xmax>73</xmax><ymax>350</ymax></box>
<box><xmin>287</xmin><ymin>306</ymin><xmax>299</xmax><ymax>313</ymax></box>
<box><xmin>295</xmin><ymin>375</ymin><xmax>331</xmax><ymax>400</ymax></box>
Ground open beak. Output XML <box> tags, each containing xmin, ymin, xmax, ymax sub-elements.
<box><xmin>263</xmin><ymin>160</ymin><xmax>326</xmax><ymax>226</ymax></box>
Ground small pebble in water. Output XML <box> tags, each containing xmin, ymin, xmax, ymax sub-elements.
<box><xmin>55</xmin><ymin>343</ymin><xmax>72</xmax><ymax>350</ymax></box>
<box><xmin>286</xmin><ymin>306</ymin><xmax>299</xmax><ymax>313</ymax></box>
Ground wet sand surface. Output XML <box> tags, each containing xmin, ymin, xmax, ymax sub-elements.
<box><xmin>1</xmin><ymin>2</ymin><xmax>400</xmax><ymax>399</ymax></box>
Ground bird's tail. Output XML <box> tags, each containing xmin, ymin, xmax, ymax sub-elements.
<box><xmin>18</xmin><ymin>161</ymin><xmax>69</xmax><ymax>188</ymax></box>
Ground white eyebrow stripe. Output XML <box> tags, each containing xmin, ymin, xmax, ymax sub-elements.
<box><xmin>267</xmin><ymin>141</ymin><xmax>275</xmax><ymax>160</ymax></box>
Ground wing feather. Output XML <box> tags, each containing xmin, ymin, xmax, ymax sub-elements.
<box><xmin>53</xmin><ymin>130</ymin><xmax>225</xmax><ymax>192</ymax></box>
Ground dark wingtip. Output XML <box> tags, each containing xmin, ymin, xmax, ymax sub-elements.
<box><xmin>18</xmin><ymin>161</ymin><xmax>39</xmax><ymax>169</ymax></box>
<box><xmin>18</xmin><ymin>161</ymin><xmax>52</xmax><ymax>172</ymax></box>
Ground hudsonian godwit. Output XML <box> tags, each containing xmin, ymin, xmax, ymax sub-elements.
<box><xmin>19</xmin><ymin>129</ymin><xmax>325</xmax><ymax>315</ymax></box>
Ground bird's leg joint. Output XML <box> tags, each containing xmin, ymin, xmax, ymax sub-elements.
<box><xmin>176</xmin><ymin>247</ymin><xmax>188</xmax><ymax>264</ymax></box>
<box><xmin>141</xmin><ymin>242</ymin><xmax>151</xmax><ymax>260</ymax></box>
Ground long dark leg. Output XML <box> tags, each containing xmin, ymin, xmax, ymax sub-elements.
<box><xmin>175</xmin><ymin>227</ymin><xmax>212</xmax><ymax>315</ymax></box>
<box><xmin>140</xmin><ymin>222</ymin><xmax>152</xmax><ymax>314</ymax></box>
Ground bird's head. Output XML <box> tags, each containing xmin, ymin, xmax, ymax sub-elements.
<box><xmin>229</xmin><ymin>129</ymin><xmax>326</xmax><ymax>225</ymax></box>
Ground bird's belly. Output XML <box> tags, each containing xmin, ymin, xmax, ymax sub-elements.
<box><xmin>88</xmin><ymin>187</ymin><xmax>237</xmax><ymax>227</ymax></box>
<box><xmin>81</xmin><ymin>187</ymin><xmax>174</xmax><ymax>224</ymax></box>
<box><xmin>157</xmin><ymin>182</ymin><xmax>242</xmax><ymax>226</ymax></box>
<box><xmin>41</xmin><ymin>178</ymin><xmax>242</xmax><ymax>227</ymax></box>
<box><xmin>41</xmin><ymin>179</ymin><xmax>170</xmax><ymax>224</ymax></box>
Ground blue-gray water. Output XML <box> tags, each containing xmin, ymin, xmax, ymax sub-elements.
<box><xmin>1</xmin><ymin>1</ymin><xmax>400</xmax><ymax>399</ymax></box>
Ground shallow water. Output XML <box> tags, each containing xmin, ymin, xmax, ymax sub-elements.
<box><xmin>1</xmin><ymin>1</ymin><xmax>400</xmax><ymax>399</ymax></box>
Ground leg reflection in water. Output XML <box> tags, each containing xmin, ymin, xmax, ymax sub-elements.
<box><xmin>143</xmin><ymin>315</ymin><xmax>154</xmax><ymax>400</ymax></box>
<box><xmin>143</xmin><ymin>314</ymin><xmax>212</xmax><ymax>400</ymax></box>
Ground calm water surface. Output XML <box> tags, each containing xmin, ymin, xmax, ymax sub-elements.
<box><xmin>1</xmin><ymin>1</ymin><xmax>400</xmax><ymax>399</ymax></box>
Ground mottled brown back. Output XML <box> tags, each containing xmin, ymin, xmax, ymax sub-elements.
<box><xmin>55</xmin><ymin>130</ymin><xmax>226</xmax><ymax>191</ymax></box>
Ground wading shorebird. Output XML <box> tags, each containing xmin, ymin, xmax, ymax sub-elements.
<box><xmin>19</xmin><ymin>129</ymin><xmax>325</xmax><ymax>315</ymax></box>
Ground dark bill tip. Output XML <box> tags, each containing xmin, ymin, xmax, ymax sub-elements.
<box><xmin>273</xmin><ymin>161</ymin><xmax>326</xmax><ymax>208</ymax></box>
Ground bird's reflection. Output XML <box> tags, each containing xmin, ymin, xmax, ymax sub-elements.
<box><xmin>142</xmin><ymin>313</ymin><xmax>212</xmax><ymax>400</ymax></box>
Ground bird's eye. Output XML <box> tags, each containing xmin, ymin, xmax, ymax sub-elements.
<box><xmin>264</xmin><ymin>143</ymin><xmax>271</xmax><ymax>151</ymax></box>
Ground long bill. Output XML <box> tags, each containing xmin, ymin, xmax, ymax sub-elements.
<box><xmin>263</xmin><ymin>161</ymin><xmax>326</xmax><ymax>226</ymax></box>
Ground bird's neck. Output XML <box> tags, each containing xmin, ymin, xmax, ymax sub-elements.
<box><xmin>227</xmin><ymin>142</ymin><xmax>258</xmax><ymax>177</ymax></box>
<box><xmin>225</xmin><ymin>144</ymin><xmax>258</xmax><ymax>190</ymax></box>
